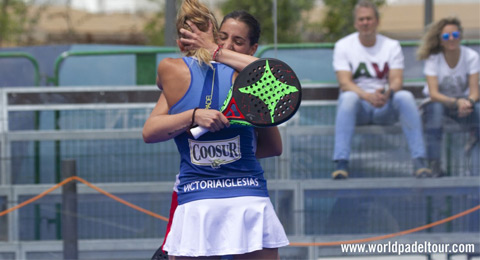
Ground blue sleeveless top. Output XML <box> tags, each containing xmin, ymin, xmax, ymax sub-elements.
<box><xmin>169</xmin><ymin>57</ymin><xmax>268</xmax><ymax>205</ymax></box>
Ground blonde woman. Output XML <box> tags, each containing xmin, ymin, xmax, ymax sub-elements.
<box><xmin>152</xmin><ymin>10</ymin><xmax>284</xmax><ymax>260</ymax></box>
<box><xmin>417</xmin><ymin>17</ymin><xmax>479</xmax><ymax>176</ymax></box>
<box><xmin>143</xmin><ymin>0</ymin><xmax>288</xmax><ymax>259</ymax></box>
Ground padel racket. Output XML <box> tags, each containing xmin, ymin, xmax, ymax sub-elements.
<box><xmin>190</xmin><ymin>58</ymin><xmax>302</xmax><ymax>139</ymax></box>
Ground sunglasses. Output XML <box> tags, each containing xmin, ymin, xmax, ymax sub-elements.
<box><xmin>441</xmin><ymin>31</ymin><xmax>460</xmax><ymax>41</ymax></box>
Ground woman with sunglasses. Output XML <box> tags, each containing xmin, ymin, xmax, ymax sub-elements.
<box><xmin>417</xmin><ymin>17</ymin><xmax>479</xmax><ymax>176</ymax></box>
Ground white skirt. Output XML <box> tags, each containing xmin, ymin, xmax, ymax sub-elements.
<box><xmin>163</xmin><ymin>196</ymin><xmax>289</xmax><ymax>257</ymax></box>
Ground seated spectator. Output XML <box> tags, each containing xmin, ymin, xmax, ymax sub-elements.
<box><xmin>331</xmin><ymin>0</ymin><xmax>431</xmax><ymax>179</ymax></box>
<box><xmin>417</xmin><ymin>17</ymin><xmax>479</xmax><ymax>176</ymax></box>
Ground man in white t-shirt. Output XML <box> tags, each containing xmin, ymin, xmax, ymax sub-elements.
<box><xmin>331</xmin><ymin>0</ymin><xmax>431</xmax><ymax>179</ymax></box>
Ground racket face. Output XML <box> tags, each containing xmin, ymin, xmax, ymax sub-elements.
<box><xmin>227</xmin><ymin>58</ymin><xmax>301</xmax><ymax>127</ymax></box>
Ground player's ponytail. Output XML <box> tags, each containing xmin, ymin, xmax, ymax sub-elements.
<box><xmin>176</xmin><ymin>0</ymin><xmax>219</xmax><ymax>66</ymax></box>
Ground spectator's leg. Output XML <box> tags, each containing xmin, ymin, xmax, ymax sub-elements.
<box><xmin>332</xmin><ymin>91</ymin><xmax>365</xmax><ymax>179</ymax></box>
<box><xmin>472</xmin><ymin>103</ymin><xmax>480</xmax><ymax>175</ymax></box>
<box><xmin>392</xmin><ymin>90</ymin><xmax>432</xmax><ymax>177</ymax></box>
<box><xmin>465</xmin><ymin>101</ymin><xmax>480</xmax><ymax>143</ymax></box>
<box><xmin>459</xmin><ymin>102</ymin><xmax>480</xmax><ymax>175</ymax></box>
<box><xmin>423</xmin><ymin>102</ymin><xmax>445</xmax><ymax>175</ymax></box>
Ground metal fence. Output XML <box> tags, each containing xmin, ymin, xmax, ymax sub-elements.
<box><xmin>0</xmin><ymin>86</ymin><xmax>478</xmax><ymax>259</ymax></box>
<box><xmin>0</xmin><ymin>42</ymin><xmax>479</xmax><ymax>259</ymax></box>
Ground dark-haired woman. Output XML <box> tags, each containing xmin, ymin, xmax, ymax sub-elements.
<box><xmin>143</xmin><ymin>1</ymin><xmax>288</xmax><ymax>259</ymax></box>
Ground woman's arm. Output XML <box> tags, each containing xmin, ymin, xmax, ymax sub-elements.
<box><xmin>179</xmin><ymin>21</ymin><xmax>257</xmax><ymax>71</ymax></box>
<box><xmin>143</xmin><ymin>93</ymin><xmax>194</xmax><ymax>143</ymax></box>
<box><xmin>467</xmin><ymin>72</ymin><xmax>479</xmax><ymax>103</ymax></box>
<box><xmin>214</xmin><ymin>47</ymin><xmax>258</xmax><ymax>72</ymax></box>
<box><xmin>143</xmin><ymin>59</ymin><xmax>231</xmax><ymax>143</ymax></box>
<box><xmin>426</xmin><ymin>74</ymin><xmax>477</xmax><ymax>117</ymax></box>
<box><xmin>426</xmin><ymin>75</ymin><xmax>457</xmax><ymax>106</ymax></box>
<box><xmin>255</xmin><ymin>127</ymin><xmax>282</xmax><ymax>159</ymax></box>
<box><xmin>143</xmin><ymin>59</ymin><xmax>192</xmax><ymax>142</ymax></box>
<box><xmin>459</xmin><ymin>72</ymin><xmax>480</xmax><ymax>117</ymax></box>
<box><xmin>143</xmin><ymin>93</ymin><xmax>231</xmax><ymax>143</ymax></box>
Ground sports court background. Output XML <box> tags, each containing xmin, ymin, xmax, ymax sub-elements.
<box><xmin>0</xmin><ymin>41</ymin><xmax>478</xmax><ymax>259</ymax></box>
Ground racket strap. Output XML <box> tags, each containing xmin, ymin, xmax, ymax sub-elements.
<box><xmin>199</xmin><ymin>66</ymin><xmax>219</xmax><ymax>110</ymax></box>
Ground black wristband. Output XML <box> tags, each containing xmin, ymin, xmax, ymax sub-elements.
<box><xmin>190</xmin><ymin>107</ymin><xmax>200</xmax><ymax>128</ymax></box>
<box><xmin>452</xmin><ymin>98</ymin><xmax>459</xmax><ymax>109</ymax></box>
<box><xmin>468</xmin><ymin>98</ymin><xmax>476</xmax><ymax>106</ymax></box>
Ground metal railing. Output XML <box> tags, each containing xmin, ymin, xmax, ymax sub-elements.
<box><xmin>0</xmin><ymin>86</ymin><xmax>478</xmax><ymax>259</ymax></box>
<box><xmin>48</xmin><ymin>48</ymin><xmax>179</xmax><ymax>185</ymax></box>
<box><xmin>0</xmin><ymin>52</ymin><xmax>41</xmax><ymax>87</ymax></box>
<box><xmin>1</xmin><ymin>42</ymin><xmax>479</xmax><ymax>259</ymax></box>
<box><xmin>51</xmin><ymin>47</ymin><xmax>178</xmax><ymax>86</ymax></box>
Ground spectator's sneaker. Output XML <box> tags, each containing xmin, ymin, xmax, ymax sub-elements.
<box><xmin>429</xmin><ymin>159</ymin><xmax>445</xmax><ymax>178</ymax></box>
<box><xmin>332</xmin><ymin>160</ymin><xmax>349</xmax><ymax>180</ymax></box>
<box><xmin>413</xmin><ymin>158</ymin><xmax>432</xmax><ymax>178</ymax></box>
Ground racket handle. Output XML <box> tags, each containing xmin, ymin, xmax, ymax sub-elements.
<box><xmin>190</xmin><ymin>126</ymin><xmax>209</xmax><ymax>139</ymax></box>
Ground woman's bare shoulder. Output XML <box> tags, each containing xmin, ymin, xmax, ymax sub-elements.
<box><xmin>157</xmin><ymin>58</ymin><xmax>185</xmax><ymax>74</ymax></box>
<box><xmin>157</xmin><ymin>58</ymin><xmax>190</xmax><ymax>85</ymax></box>
<box><xmin>157</xmin><ymin>57</ymin><xmax>191</xmax><ymax>104</ymax></box>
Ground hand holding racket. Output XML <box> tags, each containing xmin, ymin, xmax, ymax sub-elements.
<box><xmin>191</xmin><ymin>58</ymin><xmax>302</xmax><ymax>139</ymax></box>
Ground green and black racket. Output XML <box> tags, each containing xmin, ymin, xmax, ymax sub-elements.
<box><xmin>191</xmin><ymin>58</ymin><xmax>302</xmax><ymax>139</ymax></box>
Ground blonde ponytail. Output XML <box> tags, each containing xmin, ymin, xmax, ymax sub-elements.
<box><xmin>176</xmin><ymin>0</ymin><xmax>219</xmax><ymax>66</ymax></box>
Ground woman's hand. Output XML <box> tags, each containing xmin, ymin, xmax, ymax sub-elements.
<box><xmin>457</xmin><ymin>98</ymin><xmax>473</xmax><ymax>117</ymax></box>
<box><xmin>180</xmin><ymin>20</ymin><xmax>257</xmax><ymax>72</ymax></box>
<box><xmin>194</xmin><ymin>109</ymin><xmax>230</xmax><ymax>132</ymax></box>
<box><xmin>179</xmin><ymin>20</ymin><xmax>217</xmax><ymax>55</ymax></box>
